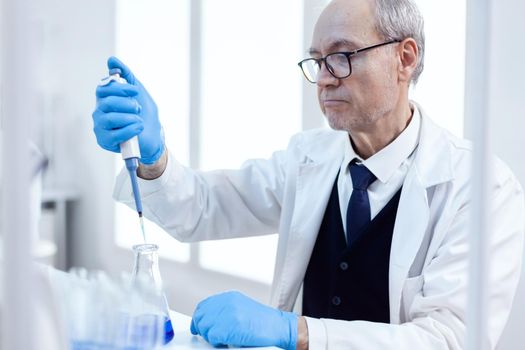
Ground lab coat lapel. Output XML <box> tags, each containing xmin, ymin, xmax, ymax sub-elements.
<box><xmin>389</xmin><ymin>106</ymin><xmax>454</xmax><ymax>323</ymax></box>
<box><xmin>388</xmin><ymin>169</ymin><xmax>429</xmax><ymax>323</ymax></box>
<box><xmin>275</xmin><ymin>131</ymin><xmax>347</xmax><ymax>310</ymax></box>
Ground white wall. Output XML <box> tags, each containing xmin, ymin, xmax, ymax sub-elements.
<box><xmin>469</xmin><ymin>0</ymin><xmax>525</xmax><ymax>348</ymax></box>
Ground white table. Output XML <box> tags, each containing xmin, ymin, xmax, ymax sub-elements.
<box><xmin>164</xmin><ymin>310</ymin><xmax>278</xmax><ymax>349</ymax></box>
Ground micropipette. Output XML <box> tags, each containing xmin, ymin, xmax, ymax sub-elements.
<box><xmin>99</xmin><ymin>68</ymin><xmax>147</xmax><ymax>242</ymax></box>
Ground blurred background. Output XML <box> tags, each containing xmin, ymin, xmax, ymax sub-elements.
<box><xmin>1</xmin><ymin>0</ymin><xmax>524</xmax><ymax>348</ymax></box>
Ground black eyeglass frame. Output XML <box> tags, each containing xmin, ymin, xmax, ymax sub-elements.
<box><xmin>298</xmin><ymin>39</ymin><xmax>401</xmax><ymax>83</ymax></box>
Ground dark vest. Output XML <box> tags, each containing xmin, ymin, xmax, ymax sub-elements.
<box><xmin>302</xmin><ymin>177</ymin><xmax>402</xmax><ymax>323</ymax></box>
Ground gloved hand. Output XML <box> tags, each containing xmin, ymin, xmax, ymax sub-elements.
<box><xmin>92</xmin><ymin>56</ymin><xmax>165</xmax><ymax>164</ymax></box>
<box><xmin>190</xmin><ymin>291</ymin><xmax>298</xmax><ymax>350</ymax></box>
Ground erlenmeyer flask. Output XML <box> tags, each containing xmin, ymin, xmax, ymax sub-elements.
<box><xmin>130</xmin><ymin>243</ymin><xmax>174</xmax><ymax>344</ymax></box>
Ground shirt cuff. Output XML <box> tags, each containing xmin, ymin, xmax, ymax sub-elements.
<box><xmin>304</xmin><ymin>317</ymin><xmax>327</xmax><ymax>350</ymax></box>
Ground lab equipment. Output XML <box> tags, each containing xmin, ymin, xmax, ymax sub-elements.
<box><xmin>54</xmin><ymin>267</ymin><xmax>167</xmax><ymax>349</ymax></box>
<box><xmin>99</xmin><ymin>67</ymin><xmax>146</xmax><ymax>242</ymax></box>
<box><xmin>131</xmin><ymin>243</ymin><xmax>175</xmax><ymax>344</ymax></box>
<box><xmin>190</xmin><ymin>290</ymin><xmax>297</xmax><ymax>349</ymax></box>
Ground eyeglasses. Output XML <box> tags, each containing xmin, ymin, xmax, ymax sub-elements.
<box><xmin>298</xmin><ymin>40</ymin><xmax>400</xmax><ymax>83</ymax></box>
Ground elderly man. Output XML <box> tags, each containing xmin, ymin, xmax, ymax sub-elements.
<box><xmin>93</xmin><ymin>0</ymin><xmax>524</xmax><ymax>349</ymax></box>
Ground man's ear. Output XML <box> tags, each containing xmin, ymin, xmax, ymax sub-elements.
<box><xmin>397</xmin><ymin>38</ymin><xmax>418</xmax><ymax>84</ymax></box>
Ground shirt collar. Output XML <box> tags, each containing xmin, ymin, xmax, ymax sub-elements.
<box><xmin>342</xmin><ymin>104</ymin><xmax>421</xmax><ymax>183</ymax></box>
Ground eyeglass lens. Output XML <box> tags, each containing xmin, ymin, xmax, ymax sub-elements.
<box><xmin>302</xmin><ymin>53</ymin><xmax>351</xmax><ymax>83</ymax></box>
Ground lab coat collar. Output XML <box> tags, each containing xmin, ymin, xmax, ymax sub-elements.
<box><xmin>297</xmin><ymin>128</ymin><xmax>348</xmax><ymax>166</ymax></box>
<box><xmin>300</xmin><ymin>102</ymin><xmax>455</xmax><ymax>189</ymax></box>
<box><xmin>411</xmin><ymin>102</ymin><xmax>455</xmax><ymax>187</ymax></box>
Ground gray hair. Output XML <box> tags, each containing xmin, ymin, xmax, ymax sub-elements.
<box><xmin>374</xmin><ymin>0</ymin><xmax>425</xmax><ymax>84</ymax></box>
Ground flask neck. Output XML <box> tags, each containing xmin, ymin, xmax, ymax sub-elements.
<box><xmin>131</xmin><ymin>244</ymin><xmax>162</xmax><ymax>289</ymax></box>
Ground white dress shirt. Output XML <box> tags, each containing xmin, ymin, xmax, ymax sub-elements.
<box><xmin>337</xmin><ymin>106</ymin><xmax>421</xmax><ymax>238</ymax></box>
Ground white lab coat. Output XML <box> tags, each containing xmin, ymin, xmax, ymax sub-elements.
<box><xmin>114</xmin><ymin>105</ymin><xmax>525</xmax><ymax>350</ymax></box>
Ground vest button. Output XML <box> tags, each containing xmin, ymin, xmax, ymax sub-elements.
<box><xmin>340</xmin><ymin>262</ymin><xmax>349</xmax><ymax>271</ymax></box>
<box><xmin>332</xmin><ymin>296</ymin><xmax>341</xmax><ymax>306</ymax></box>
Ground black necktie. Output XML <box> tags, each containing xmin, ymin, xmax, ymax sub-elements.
<box><xmin>346</xmin><ymin>162</ymin><xmax>377</xmax><ymax>247</ymax></box>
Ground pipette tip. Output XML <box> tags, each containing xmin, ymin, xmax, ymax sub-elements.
<box><xmin>139</xmin><ymin>215</ymin><xmax>147</xmax><ymax>243</ymax></box>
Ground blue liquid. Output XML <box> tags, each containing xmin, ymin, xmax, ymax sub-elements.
<box><xmin>133</xmin><ymin>314</ymin><xmax>174</xmax><ymax>345</ymax></box>
<box><xmin>164</xmin><ymin>317</ymin><xmax>174</xmax><ymax>344</ymax></box>
<box><xmin>71</xmin><ymin>315</ymin><xmax>174</xmax><ymax>349</ymax></box>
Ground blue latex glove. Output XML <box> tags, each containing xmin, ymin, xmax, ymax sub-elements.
<box><xmin>190</xmin><ymin>291</ymin><xmax>298</xmax><ymax>350</ymax></box>
<box><xmin>93</xmin><ymin>56</ymin><xmax>164</xmax><ymax>164</ymax></box>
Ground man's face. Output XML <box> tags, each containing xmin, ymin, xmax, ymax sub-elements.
<box><xmin>310</xmin><ymin>0</ymin><xmax>401</xmax><ymax>133</ymax></box>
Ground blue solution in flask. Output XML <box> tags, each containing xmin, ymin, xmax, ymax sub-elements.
<box><xmin>126</xmin><ymin>313</ymin><xmax>174</xmax><ymax>346</ymax></box>
<box><xmin>131</xmin><ymin>244</ymin><xmax>175</xmax><ymax>345</ymax></box>
<box><xmin>164</xmin><ymin>316</ymin><xmax>174</xmax><ymax>343</ymax></box>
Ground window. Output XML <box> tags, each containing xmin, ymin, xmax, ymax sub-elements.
<box><xmin>410</xmin><ymin>0</ymin><xmax>466</xmax><ymax>137</ymax></box>
<box><xmin>114</xmin><ymin>0</ymin><xmax>303</xmax><ymax>282</ymax></box>
<box><xmin>115</xmin><ymin>0</ymin><xmax>191</xmax><ymax>262</ymax></box>
<box><xmin>198</xmin><ymin>0</ymin><xmax>303</xmax><ymax>284</ymax></box>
